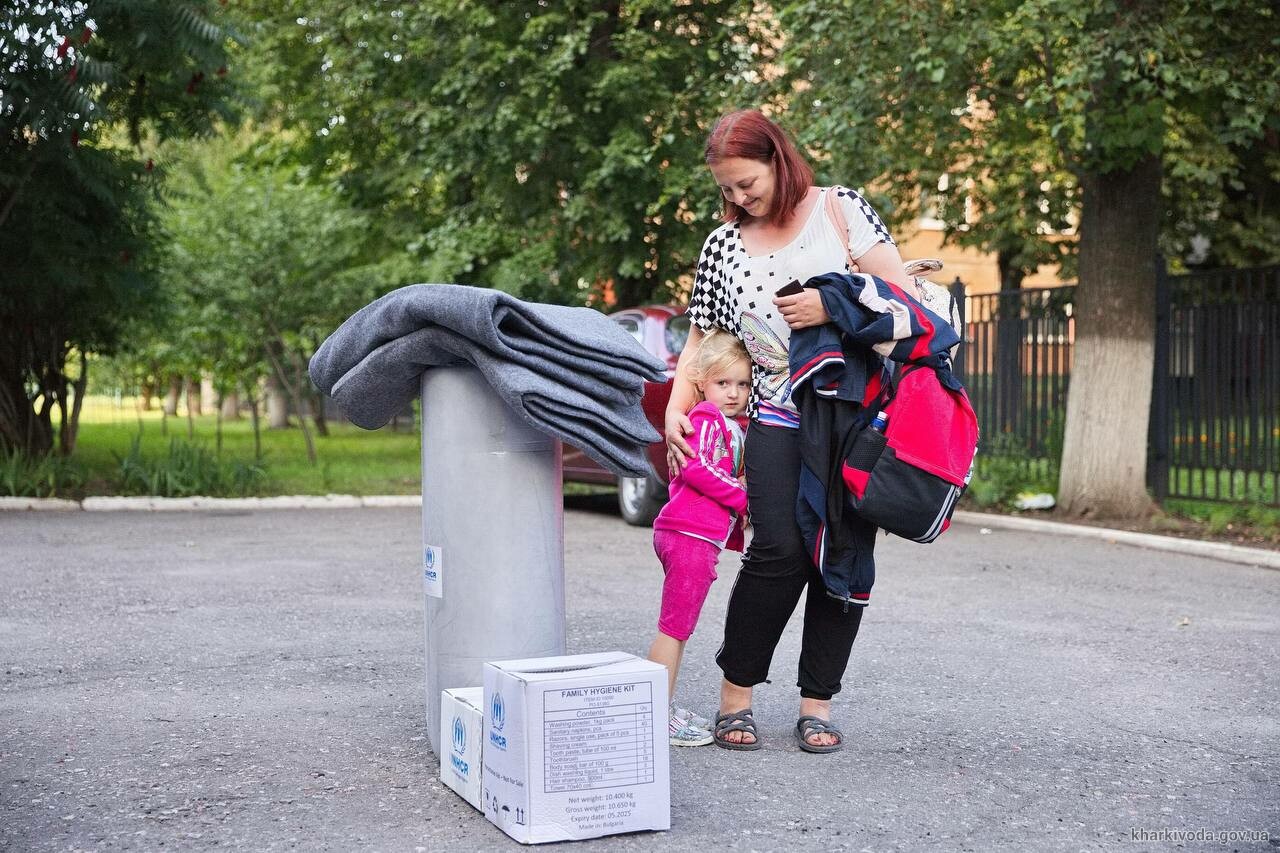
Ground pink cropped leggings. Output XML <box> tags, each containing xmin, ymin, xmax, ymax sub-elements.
<box><xmin>653</xmin><ymin>529</ymin><xmax>721</xmax><ymax>642</ymax></box>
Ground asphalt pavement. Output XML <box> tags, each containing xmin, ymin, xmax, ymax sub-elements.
<box><xmin>1</xmin><ymin>499</ymin><xmax>1277</xmax><ymax>851</ymax></box>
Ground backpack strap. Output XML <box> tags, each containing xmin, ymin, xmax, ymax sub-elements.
<box><xmin>825</xmin><ymin>188</ymin><xmax>931</xmax><ymax>304</ymax></box>
<box><xmin>823</xmin><ymin>187</ymin><xmax>859</xmax><ymax>274</ymax></box>
<box><xmin>879</xmin><ymin>362</ymin><xmax>928</xmax><ymax>408</ymax></box>
<box><xmin>826</xmin><ymin>187</ymin><xmax>961</xmax><ymax>341</ymax></box>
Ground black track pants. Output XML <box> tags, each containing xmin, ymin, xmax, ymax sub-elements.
<box><xmin>715</xmin><ymin>421</ymin><xmax>864</xmax><ymax>700</ymax></box>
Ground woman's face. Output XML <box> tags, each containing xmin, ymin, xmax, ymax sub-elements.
<box><xmin>709</xmin><ymin>157</ymin><xmax>775</xmax><ymax>221</ymax></box>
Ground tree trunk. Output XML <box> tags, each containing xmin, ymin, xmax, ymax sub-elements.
<box><xmin>59</xmin><ymin>351</ymin><xmax>88</xmax><ymax>456</ymax></box>
<box><xmin>1057</xmin><ymin>153</ymin><xmax>1162</xmax><ymax>520</ymax></box>
<box><xmin>0</xmin><ymin>369</ymin><xmax>36</xmax><ymax>453</ymax></box>
<box><xmin>186</xmin><ymin>376</ymin><xmax>202</xmax><ymax>420</ymax></box>
<box><xmin>611</xmin><ymin>274</ymin><xmax>649</xmax><ymax>311</ymax></box>
<box><xmin>163</xmin><ymin>375</ymin><xmax>182</xmax><ymax>416</ymax></box>
<box><xmin>266</xmin><ymin>371</ymin><xmax>290</xmax><ymax>429</ymax></box>
<box><xmin>140</xmin><ymin>378</ymin><xmax>155</xmax><ymax>411</ymax></box>
<box><xmin>220</xmin><ymin>391</ymin><xmax>240</xmax><ymax>421</ymax></box>
<box><xmin>311</xmin><ymin>389</ymin><xmax>329</xmax><ymax>437</ymax></box>
<box><xmin>264</xmin><ymin>335</ymin><xmax>317</xmax><ymax>465</ymax></box>
<box><xmin>0</xmin><ymin>319</ymin><xmax>64</xmax><ymax>455</ymax></box>
<box><xmin>200</xmin><ymin>374</ymin><xmax>218</xmax><ymax>415</ymax></box>
<box><xmin>55</xmin><ymin>371</ymin><xmax>69</xmax><ymax>455</ymax></box>
<box><xmin>244</xmin><ymin>380</ymin><xmax>263</xmax><ymax>462</ymax></box>
<box><xmin>294</xmin><ymin>350</ymin><xmax>328</xmax><ymax>438</ymax></box>
<box><xmin>185</xmin><ymin>376</ymin><xmax>199</xmax><ymax>439</ymax></box>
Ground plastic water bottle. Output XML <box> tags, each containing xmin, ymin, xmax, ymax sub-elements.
<box><xmin>870</xmin><ymin>411</ymin><xmax>888</xmax><ymax>432</ymax></box>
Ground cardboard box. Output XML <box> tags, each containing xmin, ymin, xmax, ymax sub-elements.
<box><xmin>440</xmin><ymin>687</ymin><xmax>484</xmax><ymax>811</ymax></box>
<box><xmin>482</xmin><ymin>652</ymin><xmax>669</xmax><ymax>844</ymax></box>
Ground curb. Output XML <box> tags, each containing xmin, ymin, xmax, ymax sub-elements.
<box><xmin>0</xmin><ymin>496</ymin><xmax>81</xmax><ymax>512</ymax></box>
<box><xmin>3</xmin><ymin>496</ymin><xmax>1276</xmax><ymax>570</ymax></box>
<box><xmin>2</xmin><ymin>494</ymin><xmax>421</xmax><ymax>513</ymax></box>
<box><xmin>951</xmin><ymin>510</ymin><xmax>1280</xmax><ymax>571</ymax></box>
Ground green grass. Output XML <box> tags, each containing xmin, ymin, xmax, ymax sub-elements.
<box><xmin>1161</xmin><ymin>467</ymin><xmax>1278</xmax><ymax>505</ymax></box>
<box><xmin>1164</xmin><ymin>498</ymin><xmax>1280</xmax><ymax>541</ymax></box>
<box><xmin>66</xmin><ymin>396</ymin><xmax>421</xmax><ymax>497</ymax></box>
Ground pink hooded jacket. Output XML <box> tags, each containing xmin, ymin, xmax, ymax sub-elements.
<box><xmin>653</xmin><ymin>401</ymin><xmax>748</xmax><ymax>551</ymax></box>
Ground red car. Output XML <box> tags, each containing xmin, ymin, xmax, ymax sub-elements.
<box><xmin>562</xmin><ymin>305</ymin><xmax>689</xmax><ymax>525</ymax></box>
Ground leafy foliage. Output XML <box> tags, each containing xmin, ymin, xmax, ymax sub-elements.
<box><xmin>776</xmin><ymin>0</ymin><xmax>1280</xmax><ymax>276</ymax></box>
<box><xmin>0</xmin><ymin>446</ymin><xmax>86</xmax><ymax>497</ymax></box>
<box><xmin>113</xmin><ymin>436</ymin><xmax>266</xmax><ymax>497</ymax></box>
<box><xmin>154</xmin><ymin>128</ymin><xmax>375</xmax><ymax>462</ymax></box>
<box><xmin>229</xmin><ymin>0</ymin><xmax>770</xmax><ymax>306</ymax></box>
<box><xmin>778</xmin><ymin>0</ymin><xmax>1278</xmax><ymax>518</ymax></box>
<box><xmin>0</xmin><ymin>0</ymin><xmax>237</xmax><ymax>455</ymax></box>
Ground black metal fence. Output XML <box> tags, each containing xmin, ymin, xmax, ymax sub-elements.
<box><xmin>1150</xmin><ymin>264</ymin><xmax>1279</xmax><ymax>505</ymax></box>
<box><xmin>953</xmin><ymin>263</ymin><xmax>1280</xmax><ymax>507</ymax></box>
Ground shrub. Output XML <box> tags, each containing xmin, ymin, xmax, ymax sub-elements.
<box><xmin>0</xmin><ymin>449</ymin><xmax>86</xmax><ymax>498</ymax></box>
<box><xmin>113</xmin><ymin>437</ymin><xmax>267</xmax><ymax>497</ymax></box>
<box><xmin>964</xmin><ymin>434</ymin><xmax>1060</xmax><ymax>510</ymax></box>
<box><xmin>1165</xmin><ymin>493</ymin><xmax>1280</xmax><ymax>542</ymax></box>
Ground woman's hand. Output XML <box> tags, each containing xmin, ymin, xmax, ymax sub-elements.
<box><xmin>664</xmin><ymin>408</ymin><xmax>694</xmax><ymax>474</ymax></box>
<box><xmin>773</xmin><ymin>287</ymin><xmax>830</xmax><ymax>329</ymax></box>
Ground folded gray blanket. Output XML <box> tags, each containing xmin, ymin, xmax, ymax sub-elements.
<box><xmin>309</xmin><ymin>284</ymin><xmax>667</xmax><ymax>477</ymax></box>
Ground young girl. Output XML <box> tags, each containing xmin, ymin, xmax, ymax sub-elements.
<box><xmin>647</xmin><ymin>330</ymin><xmax>751</xmax><ymax>746</ymax></box>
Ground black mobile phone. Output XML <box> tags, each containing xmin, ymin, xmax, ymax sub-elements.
<box><xmin>775</xmin><ymin>280</ymin><xmax>804</xmax><ymax>297</ymax></box>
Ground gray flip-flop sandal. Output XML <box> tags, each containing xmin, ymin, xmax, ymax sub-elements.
<box><xmin>714</xmin><ymin>708</ymin><xmax>763</xmax><ymax>751</ymax></box>
<box><xmin>795</xmin><ymin>715</ymin><xmax>844</xmax><ymax>754</ymax></box>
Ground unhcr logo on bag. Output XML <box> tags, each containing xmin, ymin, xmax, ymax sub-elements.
<box><xmin>450</xmin><ymin>715</ymin><xmax>470</xmax><ymax>776</ymax></box>
<box><xmin>489</xmin><ymin>692</ymin><xmax>507</xmax><ymax>750</ymax></box>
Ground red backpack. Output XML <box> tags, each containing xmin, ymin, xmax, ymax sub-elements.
<box><xmin>841</xmin><ymin>364</ymin><xmax>979</xmax><ymax>542</ymax></box>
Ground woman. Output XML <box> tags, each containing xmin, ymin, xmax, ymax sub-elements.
<box><xmin>665</xmin><ymin>108</ymin><xmax>906</xmax><ymax>753</ymax></box>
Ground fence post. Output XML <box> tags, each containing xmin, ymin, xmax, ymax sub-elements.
<box><xmin>995</xmin><ymin>284</ymin><xmax>1025</xmax><ymax>437</ymax></box>
<box><xmin>1148</xmin><ymin>253</ymin><xmax>1171</xmax><ymax>502</ymax></box>
<box><xmin>949</xmin><ymin>276</ymin><xmax>967</xmax><ymax>382</ymax></box>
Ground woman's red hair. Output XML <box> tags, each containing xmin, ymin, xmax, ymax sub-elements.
<box><xmin>704</xmin><ymin>109</ymin><xmax>814</xmax><ymax>224</ymax></box>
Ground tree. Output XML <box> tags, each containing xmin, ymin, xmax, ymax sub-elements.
<box><xmin>1166</xmin><ymin>123</ymin><xmax>1280</xmax><ymax>269</ymax></box>
<box><xmin>229</xmin><ymin>0</ymin><xmax>770</xmax><ymax>307</ymax></box>
<box><xmin>1049</xmin><ymin>0</ymin><xmax>1277</xmax><ymax>518</ymax></box>
<box><xmin>158</xmin><ymin>131</ymin><xmax>372</xmax><ymax>464</ymax></box>
<box><xmin>778</xmin><ymin>1</ymin><xmax>1078</xmax><ymax>286</ymax></box>
<box><xmin>780</xmin><ymin>0</ymin><xmax>1279</xmax><ymax>519</ymax></box>
<box><xmin>0</xmin><ymin>0</ymin><xmax>235</xmax><ymax>455</ymax></box>
<box><xmin>778</xmin><ymin>0</ymin><xmax>1078</xmax><ymax>443</ymax></box>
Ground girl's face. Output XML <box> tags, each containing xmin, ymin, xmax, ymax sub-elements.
<box><xmin>709</xmin><ymin>157</ymin><xmax>775</xmax><ymax>221</ymax></box>
<box><xmin>699</xmin><ymin>360</ymin><xmax>752</xmax><ymax>418</ymax></box>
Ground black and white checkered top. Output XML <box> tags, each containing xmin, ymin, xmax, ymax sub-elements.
<box><xmin>687</xmin><ymin>186</ymin><xmax>895</xmax><ymax>421</ymax></box>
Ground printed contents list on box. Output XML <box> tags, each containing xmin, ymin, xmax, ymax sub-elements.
<box><xmin>542</xmin><ymin>682</ymin><xmax>654</xmax><ymax>793</ymax></box>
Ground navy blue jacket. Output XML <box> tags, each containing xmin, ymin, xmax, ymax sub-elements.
<box><xmin>788</xmin><ymin>273</ymin><xmax>961</xmax><ymax>607</ymax></box>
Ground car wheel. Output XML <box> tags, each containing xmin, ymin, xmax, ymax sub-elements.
<box><xmin>618</xmin><ymin>475</ymin><xmax>666</xmax><ymax>527</ymax></box>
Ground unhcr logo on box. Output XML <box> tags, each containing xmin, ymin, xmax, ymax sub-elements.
<box><xmin>489</xmin><ymin>691</ymin><xmax>508</xmax><ymax>750</ymax></box>
<box><xmin>453</xmin><ymin>715</ymin><xmax>467</xmax><ymax>753</ymax></box>
<box><xmin>440</xmin><ymin>687</ymin><xmax>484</xmax><ymax>812</ymax></box>
<box><xmin>450</xmin><ymin>715</ymin><xmax>470</xmax><ymax>776</ymax></box>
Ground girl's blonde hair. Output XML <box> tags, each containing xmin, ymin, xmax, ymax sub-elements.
<box><xmin>688</xmin><ymin>328</ymin><xmax>751</xmax><ymax>387</ymax></box>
